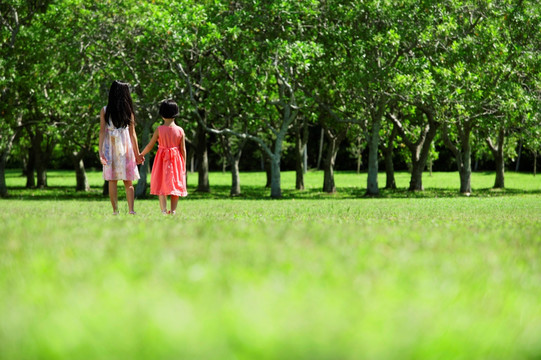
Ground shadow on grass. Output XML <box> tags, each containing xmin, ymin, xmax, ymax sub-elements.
<box><xmin>4</xmin><ymin>184</ymin><xmax>541</xmax><ymax>201</ymax></box>
<box><xmin>3</xmin><ymin>186</ymin><xmax>106</xmax><ymax>201</ymax></box>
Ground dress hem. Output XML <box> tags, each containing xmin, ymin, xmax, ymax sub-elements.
<box><xmin>103</xmin><ymin>177</ymin><xmax>140</xmax><ymax>181</ymax></box>
<box><xmin>150</xmin><ymin>191</ymin><xmax>188</xmax><ymax>197</ymax></box>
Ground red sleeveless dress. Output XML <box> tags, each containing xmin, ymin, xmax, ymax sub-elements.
<box><xmin>150</xmin><ymin>125</ymin><xmax>187</xmax><ymax>197</ymax></box>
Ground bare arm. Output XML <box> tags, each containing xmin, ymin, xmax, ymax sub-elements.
<box><xmin>98</xmin><ymin>108</ymin><xmax>107</xmax><ymax>165</ymax></box>
<box><xmin>180</xmin><ymin>129</ymin><xmax>187</xmax><ymax>183</ymax></box>
<box><xmin>180</xmin><ymin>130</ymin><xmax>186</xmax><ymax>162</ymax></box>
<box><xmin>140</xmin><ymin>128</ymin><xmax>159</xmax><ymax>157</ymax></box>
<box><xmin>128</xmin><ymin>114</ymin><xmax>140</xmax><ymax>159</ymax></box>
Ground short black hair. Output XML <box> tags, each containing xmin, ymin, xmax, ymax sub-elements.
<box><xmin>159</xmin><ymin>99</ymin><xmax>179</xmax><ymax>118</ymax></box>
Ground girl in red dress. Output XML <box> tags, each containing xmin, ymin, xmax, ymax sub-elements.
<box><xmin>139</xmin><ymin>100</ymin><xmax>187</xmax><ymax>214</ymax></box>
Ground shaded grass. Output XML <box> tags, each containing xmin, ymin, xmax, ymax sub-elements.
<box><xmin>4</xmin><ymin>169</ymin><xmax>541</xmax><ymax>200</ymax></box>
<box><xmin>1</xmin><ymin>170</ymin><xmax>541</xmax><ymax>359</ymax></box>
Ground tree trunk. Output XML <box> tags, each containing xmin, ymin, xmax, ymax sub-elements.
<box><xmin>136</xmin><ymin>161</ymin><xmax>149</xmax><ymax>198</ymax></box>
<box><xmin>389</xmin><ymin>109</ymin><xmax>439</xmax><ymax>192</ymax></box>
<box><xmin>458</xmin><ymin>133</ymin><xmax>472</xmax><ymax>194</ymax></box>
<box><xmin>295</xmin><ymin>118</ymin><xmax>309</xmax><ymax>190</ymax></box>
<box><xmin>135</xmin><ymin>122</ymin><xmax>151</xmax><ymax>198</ymax></box>
<box><xmin>0</xmin><ymin>151</ymin><xmax>10</xmax><ymax>197</ymax></box>
<box><xmin>515</xmin><ymin>138</ymin><xmax>522</xmax><ymax>172</ymax></box>
<box><xmin>494</xmin><ymin>128</ymin><xmax>505</xmax><ymax>189</ymax></box>
<box><xmin>0</xmin><ymin>157</ymin><xmax>8</xmax><ymax>198</ymax></box>
<box><xmin>229</xmin><ymin>139</ymin><xmax>245</xmax><ymax>197</ymax></box>
<box><xmin>409</xmin><ymin>124</ymin><xmax>439</xmax><ymax>191</ymax></box>
<box><xmin>264</xmin><ymin>155</ymin><xmax>272</xmax><ymax>188</ymax></box>
<box><xmin>26</xmin><ymin>148</ymin><xmax>35</xmax><ymax>188</ymax></box>
<box><xmin>322</xmin><ymin>138</ymin><xmax>339</xmax><ymax>193</ymax></box>
<box><xmin>32</xmin><ymin>131</ymin><xmax>47</xmax><ymax>189</ymax></box>
<box><xmin>366</xmin><ymin>117</ymin><xmax>381</xmax><ymax>196</ymax></box>
<box><xmin>303</xmin><ymin>146</ymin><xmax>308</xmax><ymax>174</ymax></box>
<box><xmin>382</xmin><ymin>125</ymin><xmax>398</xmax><ymax>190</ymax></box>
<box><xmin>317</xmin><ymin>128</ymin><xmax>324</xmax><ymax>170</ymax></box>
<box><xmin>322</xmin><ymin>126</ymin><xmax>347</xmax><ymax>193</ymax></box>
<box><xmin>0</xmin><ymin>116</ymin><xmax>22</xmax><ymax>197</ymax></box>
<box><xmin>493</xmin><ymin>153</ymin><xmax>505</xmax><ymax>189</ymax></box>
<box><xmin>295</xmin><ymin>132</ymin><xmax>305</xmax><ymax>191</ymax></box>
<box><xmin>269</xmin><ymin>123</ymin><xmax>289</xmax><ymax>199</ymax></box>
<box><xmin>28</xmin><ymin>127</ymin><xmax>54</xmax><ymax>189</ymax></box>
<box><xmin>409</xmin><ymin>161</ymin><xmax>424</xmax><ymax>191</ymax></box>
<box><xmin>486</xmin><ymin>127</ymin><xmax>505</xmax><ymax>189</ymax></box>
<box><xmin>36</xmin><ymin>161</ymin><xmax>47</xmax><ymax>189</ymax></box>
<box><xmin>443</xmin><ymin>122</ymin><xmax>472</xmax><ymax>194</ymax></box>
<box><xmin>230</xmin><ymin>157</ymin><xmax>241</xmax><ymax>196</ymax></box>
<box><xmin>384</xmin><ymin>153</ymin><xmax>396</xmax><ymax>190</ymax></box>
<box><xmin>458</xmin><ymin>153</ymin><xmax>472</xmax><ymax>194</ymax></box>
<box><xmin>270</xmin><ymin>155</ymin><xmax>281</xmax><ymax>198</ymax></box>
<box><xmin>187</xmin><ymin>142</ymin><xmax>195</xmax><ymax>173</ymax></box>
<box><xmin>196</xmin><ymin>121</ymin><xmax>210</xmax><ymax>192</ymax></box>
<box><xmin>355</xmin><ymin>137</ymin><xmax>363</xmax><ymax>174</ymax></box>
<box><xmin>73</xmin><ymin>152</ymin><xmax>89</xmax><ymax>192</ymax></box>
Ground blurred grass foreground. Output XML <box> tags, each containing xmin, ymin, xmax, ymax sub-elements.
<box><xmin>1</xmin><ymin>170</ymin><xmax>541</xmax><ymax>359</ymax></box>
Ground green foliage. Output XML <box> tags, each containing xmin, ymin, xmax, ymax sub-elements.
<box><xmin>0</xmin><ymin>0</ymin><xmax>539</xmax><ymax>196</ymax></box>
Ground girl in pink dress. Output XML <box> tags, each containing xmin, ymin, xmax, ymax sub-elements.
<box><xmin>99</xmin><ymin>80</ymin><xmax>142</xmax><ymax>215</ymax></box>
<box><xmin>139</xmin><ymin>99</ymin><xmax>188</xmax><ymax>214</ymax></box>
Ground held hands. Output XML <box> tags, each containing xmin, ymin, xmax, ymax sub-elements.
<box><xmin>99</xmin><ymin>153</ymin><xmax>107</xmax><ymax>166</ymax></box>
<box><xmin>136</xmin><ymin>153</ymin><xmax>145</xmax><ymax>165</ymax></box>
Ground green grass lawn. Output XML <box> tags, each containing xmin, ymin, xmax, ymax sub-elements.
<box><xmin>4</xmin><ymin>168</ymin><xmax>541</xmax><ymax>200</ymax></box>
<box><xmin>1</xmin><ymin>170</ymin><xmax>541</xmax><ymax>359</ymax></box>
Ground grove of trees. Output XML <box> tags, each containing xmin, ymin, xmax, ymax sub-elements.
<box><xmin>1</xmin><ymin>0</ymin><xmax>539</xmax><ymax>198</ymax></box>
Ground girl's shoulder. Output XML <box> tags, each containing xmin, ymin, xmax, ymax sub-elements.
<box><xmin>174</xmin><ymin>124</ymin><xmax>185</xmax><ymax>133</ymax></box>
<box><xmin>166</xmin><ymin>124</ymin><xmax>184</xmax><ymax>135</ymax></box>
<box><xmin>155</xmin><ymin>124</ymin><xmax>166</xmax><ymax>134</ymax></box>
<box><xmin>157</xmin><ymin>124</ymin><xmax>182</xmax><ymax>133</ymax></box>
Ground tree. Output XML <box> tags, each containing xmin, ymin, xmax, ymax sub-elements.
<box><xmin>483</xmin><ymin>0</ymin><xmax>539</xmax><ymax>188</ymax></box>
<box><xmin>0</xmin><ymin>0</ymin><xmax>52</xmax><ymax>196</ymax></box>
<box><xmin>177</xmin><ymin>0</ymin><xmax>322</xmax><ymax>198</ymax></box>
<box><xmin>321</xmin><ymin>0</ymin><xmax>442</xmax><ymax>195</ymax></box>
<box><xmin>387</xmin><ymin>104</ymin><xmax>440</xmax><ymax>191</ymax></box>
<box><xmin>293</xmin><ymin>113</ymin><xmax>310</xmax><ymax>191</ymax></box>
<box><xmin>440</xmin><ymin>0</ymin><xmax>539</xmax><ymax>193</ymax></box>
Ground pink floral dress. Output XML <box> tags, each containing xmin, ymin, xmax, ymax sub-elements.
<box><xmin>102</xmin><ymin>107</ymin><xmax>140</xmax><ymax>181</ymax></box>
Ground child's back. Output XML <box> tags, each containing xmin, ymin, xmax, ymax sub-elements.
<box><xmin>157</xmin><ymin>124</ymin><xmax>183</xmax><ymax>148</ymax></box>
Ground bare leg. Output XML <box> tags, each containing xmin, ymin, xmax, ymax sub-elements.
<box><xmin>123</xmin><ymin>180</ymin><xmax>135</xmax><ymax>214</ymax></box>
<box><xmin>108</xmin><ymin>181</ymin><xmax>119</xmax><ymax>214</ymax></box>
<box><xmin>159</xmin><ymin>195</ymin><xmax>167</xmax><ymax>213</ymax></box>
<box><xmin>170</xmin><ymin>195</ymin><xmax>179</xmax><ymax>214</ymax></box>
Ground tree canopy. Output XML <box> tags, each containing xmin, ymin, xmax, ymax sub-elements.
<box><xmin>1</xmin><ymin>0</ymin><xmax>539</xmax><ymax>197</ymax></box>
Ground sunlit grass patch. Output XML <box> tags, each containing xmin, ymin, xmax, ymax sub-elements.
<box><xmin>1</xmin><ymin>170</ymin><xmax>541</xmax><ymax>359</ymax></box>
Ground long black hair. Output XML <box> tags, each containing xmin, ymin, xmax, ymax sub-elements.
<box><xmin>105</xmin><ymin>80</ymin><xmax>134</xmax><ymax>128</ymax></box>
